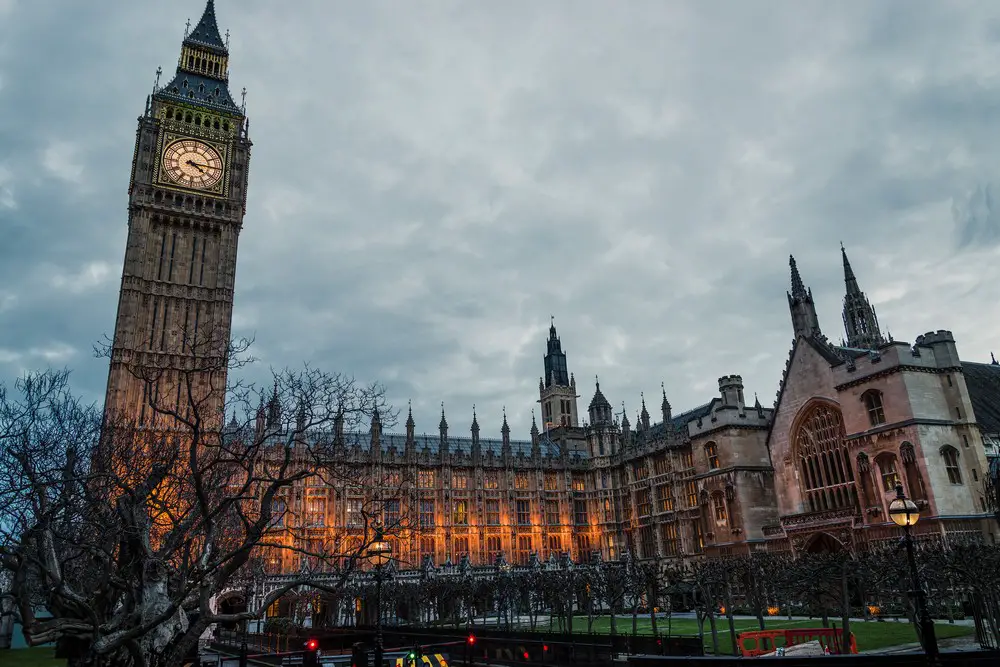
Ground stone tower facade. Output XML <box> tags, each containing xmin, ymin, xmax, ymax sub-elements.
<box><xmin>539</xmin><ymin>320</ymin><xmax>580</xmax><ymax>429</ymax></box>
<box><xmin>104</xmin><ymin>1</ymin><xmax>250</xmax><ymax>430</ymax></box>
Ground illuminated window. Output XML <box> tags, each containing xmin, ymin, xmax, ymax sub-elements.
<box><xmin>656</xmin><ymin>485</ymin><xmax>674</xmax><ymax>512</ymax></box>
<box><xmin>452</xmin><ymin>472</ymin><xmax>468</xmax><ymax>489</ymax></box>
<box><xmin>547</xmin><ymin>534</ymin><xmax>562</xmax><ymax>557</ymax></box>
<box><xmin>453</xmin><ymin>500</ymin><xmax>469</xmax><ymax>525</ymax></box>
<box><xmin>640</xmin><ymin>526</ymin><xmax>656</xmax><ymax>558</ymax></box>
<box><xmin>419</xmin><ymin>499</ymin><xmax>435</xmax><ymax>528</ymax></box>
<box><xmin>691</xmin><ymin>520</ymin><xmax>704</xmax><ymax>553</ymax></box>
<box><xmin>545</xmin><ymin>500</ymin><xmax>560</xmax><ymax>525</ymax></box>
<box><xmin>942</xmin><ymin>446</ymin><xmax>963</xmax><ymax>484</ymax></box>
<box><xmin>481</xmin><ymin>499</ymin><xmax>498</xmax><ymax>525</ymax></box>
<box><xmin>603</xmin><ymin>498</ymin><xmax>613</xmax><ymax>523</ymax></box>
<box><xmin>574</xmin><ymin>499</ymin><xmax>588</xmax><ymax>525</ymax></box>
<box><xmin>705</xmin><ymin>442</ymin><xmax>720</xmax><ymax>470</ymax></box>
<box><xmin>572</xmin><ymin>475</ymin><xmax>586</xmax><ymax>492</ymax></box>
<box><xmin>544</xmin><ymin>473</ymin><xmax>559</xmax><ymax>491</ymax></box>
<box><xmin>682</xmin><ymin>450</ymin><xmax>694</xmax><ymax>468</ymax></box>
<box><xmin>346</xmin><ymin>499</ymin><xmax>363</xmax><ymax>528</ymax></box>
<box><xmin>484</xmin><ymin>472</ymin><xmax>499</xmax><ymax>489</ymax></box>
<box><xmin>632</xmin><ymin>462</ymin><xmax>648</xmax><ymax>481</ymax></box>
<box><xmin>515</xmin><ymin>472</ymin><xmax>529</xmax><ymax>490</ymax></box>
<box><xmin>516</xmin><ymin>500</ymin><xmax>531</xmax><ymax>525</ymax></box>
<box><xmin>418</xmin><ymin>470</ymin><xmax>435</xmax><ymax>488</ymax></box>
<box><xmin>686</xmin><ymin>482</ymin><xmax>698</xmax><ymax>508</ymax></box>
<box><xmin>876</xmin><ymin>454</ymin><xmax>900</xmax><ymax>492</ymax></box>
<box><xmin>661</xmin><ymin>522</ymin><xmax>679</xmax><ymax>556</ymax></box>
<box><xmin>306</xmin><ymin>496</ymin><xmax>326</xmax><ymax>527</ymax></box>
<box><xmin>863</xmin><ymin>390</ymin><xmax>886</xmax><ymax>426</ymax></box>
<box><xmin>453</xmin><ymin>537</ymin><xmax>469</xmax><ymax>558</ymax></box>
<box><xmin>712</xmin><ymin>492</ymin><xmax>727</xmax><ymax>524</ymax></box>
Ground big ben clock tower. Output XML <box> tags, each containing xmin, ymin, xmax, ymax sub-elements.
<box><xmin>104</xmin><ymin>0</ymin><xmax>250</xmax><ymax>430</ymax></box>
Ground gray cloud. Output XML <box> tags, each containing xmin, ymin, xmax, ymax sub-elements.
<box><xmin>2</xmin><ymin>0</ymin><xmax>1000</xmax><ymax>437</ymax></box>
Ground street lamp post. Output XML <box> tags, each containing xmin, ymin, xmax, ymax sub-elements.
<box><xmin>888</xmin><ymin>484</ymin><xmax>939</xmax><ymax>661</ymax></box>
<box><xmin>239</xmin><ymin>580</ymin><xmax>251</xmax><ymax>667</ymax></box>
<box><xmin>368</xmin><ymin>527</ymin><xmax>392</xmax><ymax>667</ymax></box>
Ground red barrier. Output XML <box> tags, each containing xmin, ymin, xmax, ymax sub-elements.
<box><xmin>737</xmin><ymin>628</ymin><xmax>858</xmax><ymax>657</ymax></box>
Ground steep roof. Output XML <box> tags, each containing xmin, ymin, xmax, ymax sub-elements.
<box><xmin>185</xmin><ymin>1</ymin><xmax>227</xmax><ymax>53</ymax></box>
<box><xmin>963</xmin><ymin>361</ymin><xmax>1000</xmax><ymax>435</ymax></box>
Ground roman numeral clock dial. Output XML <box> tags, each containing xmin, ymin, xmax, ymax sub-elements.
<box><xmin>161</xmin><ymin>139</ymin><xmax>224</xmax><ymax>190</ymax></box>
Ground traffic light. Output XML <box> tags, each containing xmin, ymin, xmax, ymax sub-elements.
<box><xmin>351</xmin><ymin>642</ymin><xmax>368</xmax><ymax>667</ymax></box>
<box><xmin>303</xmin><ymin>638</ymin><xmax>320</xmax><ymax>667</ymax></box>
<box><xmin>467</xmin><ymin>633</ymin><xmax>476</xmax><ymax>646</ymax></box>
<box><xmin>407</xmin><ymin>645</ymin><xmax>422</xmax><ymax>666</ymax></box>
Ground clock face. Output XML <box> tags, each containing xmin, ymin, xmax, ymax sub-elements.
<box><xmin>161</xmin><ymin>139</ymin><xmax>224</xmax><ymax>190</ymax></box>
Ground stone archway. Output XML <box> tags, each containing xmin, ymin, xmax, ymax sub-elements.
<box><xmin>804</xmin><ymin>532</ymin><xmax>845</xmax><ymax>554</ymax></box>
<box><xmin>216</xmin><ymin>593</ymin><xmax>247</xmax><ymax>631</ymax></box>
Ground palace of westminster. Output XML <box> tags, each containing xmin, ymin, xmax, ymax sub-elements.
<box><xmin>103</xmin><ymin>2</ymin><xmax>1000</xmax><ymax>577</ymax></box>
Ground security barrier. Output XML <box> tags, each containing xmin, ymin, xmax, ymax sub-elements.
<box><xmin>737</xmin><ymin>628</ymin><xmax>857</xmax><ymax>657</ymax></box>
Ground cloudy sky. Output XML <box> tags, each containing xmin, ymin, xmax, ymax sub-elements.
<box><xmin>2</xmin><ymin>0</ymin><xmax>1000</xmax><ymax>439</ymax></box>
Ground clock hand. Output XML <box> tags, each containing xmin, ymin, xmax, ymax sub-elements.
<box><xmin>185</xmin><ymin>159</ymin><xmax>207</xmax><ymax>173</ymax></box>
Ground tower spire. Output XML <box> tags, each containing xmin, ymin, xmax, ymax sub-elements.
<box><xmin>841</xmin><ymin>245</ymin><xmax>886</xmax><ymax>350</ymax></box>
<box><xmin>185</xmin><ymin>1</ymin><xmax>227</xmax><ymax>52</ymax></box>
<box><xmin>787</xmin><ymin>254</ymin><xmax>822</xmax><ymax>340</ymax></box>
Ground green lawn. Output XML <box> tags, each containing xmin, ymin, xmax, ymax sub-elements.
<box><xmin>1</xmin><ymin>647</ymin><xmax>65</xmax><ymax>667</ymax></box>
<box><xmin>539</xmin><ymin>616</ymin><xmax>975</xmax><ymax>655</ymax></box>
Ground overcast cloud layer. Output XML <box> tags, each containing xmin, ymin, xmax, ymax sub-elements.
<box><xmin>2</xmin><ymin>0</ymin><xmax>1000</xmax><ymax>438</ymax></box>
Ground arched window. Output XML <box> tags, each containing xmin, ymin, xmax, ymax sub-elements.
<box><xmin>705</xmin><ymin>442</ymin><xmax>720</xmax><ymax>470</ymax></box>
<box><xmin>941</xmin><ymin>446</ymin><xmax>962</xmax><ymax>484</ymax></box>
<box><xmin>712</xmin><ymin>492</ymin><xmax>728</xmax><ymax>525</ymax></box>
<box><xmin>793</xmin><ymin>403</ymin><xmax>857</xmax><ymax>512</ymax></box>
<box><xmin>899</xmin><ymin>442</ymin><xmax>926</xmax><ymax>501</ymax></box>
<box><xmin>862</xmin><ymin>390</ymin><xmax>886</xmax><ymax>426</ymax></box>
<box><xmin>874</xmin><ymin>453</ymin><xmax>900</xmax><ymax>492</ymax></box>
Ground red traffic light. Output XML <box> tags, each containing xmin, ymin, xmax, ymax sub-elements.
<box><xmin>467</xmin><ymin>633</ymin><xmax>476</xmax><ymax>645</ymax></box>
<box><xmin>543</xmin><ymin>644</ymin><xmax>549</xmax><ymax>652</ymax></box>
<box><xmin>305</xmin><ymin>639</ymin><xmax>319</xmax><ymax>651</ymax></box>
<box><xmin>522</xmin><ymin>651</ymin><xmax>530</xmax><ymax>660</ymax></box>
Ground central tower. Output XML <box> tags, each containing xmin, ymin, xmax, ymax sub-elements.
<box><xmin>538</xmin><ymin>319</ymin><xmax>579</xmax><ymax>429</ymax></box>
<box><xmin>104</xmin><ymin>1</ymin><xmax>251</xmax><ymax>429</ymax></box>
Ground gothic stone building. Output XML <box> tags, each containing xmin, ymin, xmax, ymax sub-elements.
<box><xmin>105</xmin><ymin>3</ymin><xmax>999</xmax><ymax>578</ymax></box>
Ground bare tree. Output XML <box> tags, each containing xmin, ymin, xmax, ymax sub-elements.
<box><xmin>0</xmin><ymin>331</ymin><xmax>401</xmax><ymax>667</ymax></box>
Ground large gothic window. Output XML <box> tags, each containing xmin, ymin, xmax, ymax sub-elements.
<box><xmin>794</xmin><ymin>404</ymin><xmax>858</xmax><ymax>513</ymax></box>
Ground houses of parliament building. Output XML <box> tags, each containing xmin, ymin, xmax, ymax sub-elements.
<box><xmin>103</xmin><ymin>2</ymin><xmax>1000</xmax><ymax>576</ymax></box>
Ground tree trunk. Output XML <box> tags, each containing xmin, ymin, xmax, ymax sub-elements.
<box><xmin>840</xmin><ymin>563</ymin><xmax>852</xmax><ymax>655</ymax></box>
<box><xmin>707</xmin><ymin>611</ymin><xmax>719</xmax><ymax>655</ymax></box>
<box><xmin>725</xmin><ymin>585</ymin><xmax>738</xmax><ymax>656</ymax></box>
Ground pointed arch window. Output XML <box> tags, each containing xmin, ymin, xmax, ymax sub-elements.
<box><xmin>874</xmin><ymin>453</ymin><xmax>900</xmax><ymax>492</ymax></box>
<box><xmin>793</xmin><ymin>403</ymin><xmax>858</xmax><ymax>513</ymax></box>
<box><xmin>899</xmin><ymin>442</ymin><xmax>926</xmax><ymax>501</ymax></box>
<box><xmin>711</xmin><ymin>492</ymin><xmax>728</xmax><ymax>525</ymax></box>
<box><xmin>705</xmin><ymin>442</ymin><xmax>720</xmax><ymax>470</ymax></box>
<box><xmin>862</xmin><ymin>390</ymin><xmax>886</xmax><ymax>426</ymax></box>
<box><xmin>941</xmin><ymin>446</ymin><xmax>963</xmax><ymax>484</ymax></box>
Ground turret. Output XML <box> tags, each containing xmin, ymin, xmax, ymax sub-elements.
<box><xmin>661</xmin><ymin>383</ymin><xmax>672</xmax><ymax>424</ymax></box>
<box><xmin>530</xmin><ymin>411</ymin><xmax>540</xmax><ymax>446</ymax></box>
<box><xmin>539</xmin><ymin>318</ymin><xmax>580</xmax><ymax>428</ymax></box>
<box><xmin>438</xmin><ymin>403</ymin><xmax>449</xmax><ymax>455</ymax></box>
<box><xmin>639</xmin><ymin>393</ymin><xmax>651</xmax><ymax>432</ymax></box>
<box><xmin>588</xmin><ymin>376</ymin><xmax>613</xmax><ymax>426</ymax></box>
<box><xmin>501</xmin><ymin>407</ymin><xmax>511</xmax><ymax>448</ymax></box>
<box><xmin>719</xmin><ymin>375</ymin><xmax>745</xmax><ymax>410</ymax></box>
<box><xmin>470</xmin><ymin>406</ymin><xmax>481</xmax><ymax>459</ymax></box>
<box><xmin>405</xmin><ymin>401</ymin><xmax>415</xmax><ymax>455</ymax></box>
